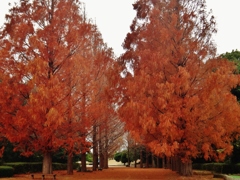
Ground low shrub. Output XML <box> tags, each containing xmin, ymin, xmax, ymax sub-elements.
<box><xmin>193</xmin><ymin>163</ymin><xmax>240</xmax><ymax>174</ymax></box>
<box><xmin>53</xmin><ymin>162</ymin><xmax>78</xmax><ymax>171</ymax></box>
<box><xmin>52</xmin><ymin>162</ymin><xmax>67</xmax><ymax>170</ymax></box>
<box><xmin>3</xmin><ymin>162</ymin><xmax>68</xmax><ymax>174</ymax></box>
<box><xmin>3</xmin><ymin>162</ymin><xmax>42</xmax><ymax>174</ymax></box>
<box><xmin>0</xmin><ymin>166</ymin><xmax>14</xmax><ymax>177</ymax></box>
<box><xmin>4</xmin><ymin>162</ymin><xmax>70</xmax><ymax>174</ymax></box>
<box><xmin>0</xmin><ymin>159</ymin><xmax>3</xmax><ymax>166</ymax></box>
<box><xmin>234</xmin><ymin>163</ymin><xmax>240</xmax><ymax>173</ymax></box>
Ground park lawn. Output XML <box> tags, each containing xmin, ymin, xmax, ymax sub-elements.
<box><xmin>229</xmin><ymin>175</ymin><xmax>240</xmax><ymax>179</ymax></box>
<box><xmin>0</xmin><ymin>167</ymin><xmax>224</xmax><ymax>180</ymax></box>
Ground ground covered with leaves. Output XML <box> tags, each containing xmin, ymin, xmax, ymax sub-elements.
<box><xmin>0</xmin><ymin>167</ymin><xmax>223</xmax><ymax>180</ymax></box>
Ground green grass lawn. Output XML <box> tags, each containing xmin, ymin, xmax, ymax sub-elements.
<box><xmin>229</xmin><ymin>175</ymin><xmax>240</xmax><ymax>179</ymax></box>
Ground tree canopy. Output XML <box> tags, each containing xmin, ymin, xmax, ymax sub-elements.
<box><xmin>0</xmin><ymin>0</ymin><xmax>114</xmax><ymax>174</ymax></box>
<box><xmin>117</xmin><ymin>0</ymin><xmax>240</xmax><ymax>176</ymax></box>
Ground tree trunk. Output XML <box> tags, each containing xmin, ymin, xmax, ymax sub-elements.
<box><xmin>99</xmin><ymin>127</ymin><xmax>104</xmax><ymax>169</ymax></box>
<box><xmin>81</xmin><ymin>152</ymin><xmax>87</xmax><ymax>172</ymax></box>
<box><xmin>176</xmin><ymin>157</ymin><xmax>181</xmax><ymax>173</ymax></box>
<box><xmin>166</xmin><ymin>157</ymin><xmax>171</xmax><ymax>169</ymax></box>
<box><xmin>133</xmin><ymin>144</ymin><xmax>137</xmax><ymax>168</ymax></box>
<box><xmin>162</xmin><ymin>155</ymin><xmax>166</xmax><ymax>169</ymax></box>
<box><xmin>100</xmin><ymin>153</ymin><xmax>104</xmax><ymax>169</ymax></box>
<box><xmin>140</xmin><ymin>150</ymin><xmax>143</xmax><ymax>168</ymax></box>
<box><xmin>42</xmin><ymin>152</ymin><xmax>52</xmax><ymax>174</ymax></box>
<box><xmin>93</xmin><ymin>152</ymin><xmax>98</xmax><ymax>171</ymax></box>
<box><xmin>92</xmin><ymin>124</ymin><xmax>98</xmax><ymax>171</ymax></box>
<box><xmin>103</xmin><ymin>150</ymin><xmax>108</xmax><ymax>169</ymax></box>
<box><xmin>156</xmin><ymin>157</ymin><xmax>160</xmax><ymax>168</ymax></box>
<box><xmin>152</xmin><ymin>153</ymin><xmax>155</xmax><ymax>168</ymax></box>
<box><xmin>67</xmin><ymin>153</ymin><xmax>73</xmax><ymax>175</ymax></box>
<box><xmin>180</xmin><ymin>161</ymin><xmax>192</xmax><ymax>176</ymax></box>
<box><xmin>171</xmin><ymin>156</ymin><xmax>176</xmax><ymax>171</ymax></box>
<box><xmin>104</xmin><ymin>126</ymin><xmax>109</xmax><ymax>169</ymax></box>
<box><xmin>146</xmin><ymin>150</ymin><xmax>149</xmax><ymax>168</ymax></box>
<box><xmin>127</xmin><ymin>146</ymin><xmax>130</xmax><ymax>166</ymax></box>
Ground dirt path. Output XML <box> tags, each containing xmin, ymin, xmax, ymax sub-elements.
<box><xmin>1</xmin><ymin>167</ymin><xmax>223</xmax><ymax>180</ymax></box>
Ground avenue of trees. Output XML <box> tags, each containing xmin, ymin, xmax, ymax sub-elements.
<box><xmin>0</xmin><ymin>0</ymin><xmax>124</xmax><ymax>175</ymax></box>
<box><xmin>0</xmin><ymin>0</ymin><xmax>240</xmax><ymax>177</ymax></box>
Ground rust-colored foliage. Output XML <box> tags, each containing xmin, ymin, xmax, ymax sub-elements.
<box><xmin>118</xmin><ymin>0</ymin><xmax>240</xmax><ymax>176</ymax></box>
<box><xmin>0</xmin><ymin>0</ymin><xmax>113</xmax><ymax>174</ymax></box>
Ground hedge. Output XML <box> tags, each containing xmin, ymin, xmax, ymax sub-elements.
<box><xmin>3</xmin><ymin>162</ymin><xmax>42</xmax><ymax>174</ymax></box>
<box><xmin>0</xmin><ymin>159</ymin><xmax>3</xmax><ymax>166</ymax></box>
<box><xmin>0</xmin><ymin>166</ymin><xmax>14</xmax><ymax>177</ymax></box>
<box><xmin>3</xmin><ymin>162</ymin><xmax>71</xmax><ymax>174</ymax></box>
<box><xmin>193</xmin><ymin>163</ymin><xmax>240</xmax><ymax>174</ymax></box>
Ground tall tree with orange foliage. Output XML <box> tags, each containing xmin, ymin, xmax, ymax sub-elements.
<box><xmin>92</xmin><ymin>61</ymin><xmax>125</xmax><ymax>170</ymax></box>
<box><xmin>118</xmin><ymin>0</ymin><xmax>240</xmax><ymax>176</ymax></box>
<box><xmin>89</xmin><ymin>63</ymin><xmax>122</xmax><ymax>171</ymax></box>
<box><xmin>0</xmin><ymin>0</ymin><xmax>112</xmax><ymax>174</ymax></box>
<box><xmin>55</xmin><ymin>19</ymin><xmax>113</xmax><ymax>173</ymax></box>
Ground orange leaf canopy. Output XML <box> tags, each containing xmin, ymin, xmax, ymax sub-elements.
<box><xmin>0</xmin><ymin>0</ymin><xmax>112</xmax><ymax>156</ymax></box>
<box><xmin>118</xmin><ymin>0</ymin><xmax>240</xmax><ymax>162</ymax></box>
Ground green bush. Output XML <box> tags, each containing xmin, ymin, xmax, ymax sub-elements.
<box><xmin>86</xmin><ymin>153</ymin><xmax>93</xmax><ymax>162</ymax></box>
<box><xmin>114</xmin><ymin>152</ymin><xmax>122</xmax><ymax>162</ymax></box>
<box><xmin>0</xmin><ymin>159</ymin><xmax>3</xmax><ymax>166</ymax></box>
<box><xmin>52</xmin><ymin>162</ymin><xmax>67</xmax><ymax>170</ymax></box>
<box><xmin>0</xmin><ymin>166</ymin><xmax>14</xmax><ymax>177</ymax></box>
<box><xmin>234</xmin><ymin>163</ymin><xmax>240</xmax><ymax>174</ymax></box>
<box><xmin>193</xmin><ymin>163</ymin><xmax>240</xmax><ymax>174</ymax></box>
<box><xmin>3</xmin><ymin>162</ymin><xmax>68</xmax><ymax>174</ymax></box>
<box><xmin>3</xmin><ymin>162</ymin><xmax>42</xmax><ymax>174</ymax></box>
<box><xmin>121</xmin><ymin>152</ymin><xmax>128</xmax><ymax>164</ymax></box>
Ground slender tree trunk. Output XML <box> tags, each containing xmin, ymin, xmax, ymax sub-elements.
<box><xmin>152</xmin><ymin>153</ymin><xmax>155</xmax><ymax>168</ymax></box>
<box><xmin>166</xmin><ymin>157</ymin><xmax>171</xmax><ymax>169</ymax></box>
<box><xmin>99</xmin><ymin>139</ymin><xmax>102</xmax><ymax>168</ymax></box>
<box><xmin>103</xmin><ymin>150</ymin><xmax>108</xmax><ymax>169</ymax></box>
<box><xmin>99</xmin><ymin>126</ymin><xmax>104</xmax><ymax>169</ymax></box>
<box><xmin>180</xmin><ymin>161</ymin><xmax>192</xmax><ymax>176</ymax></box>
<box><xmin>162</xmin><ymin>155</ymin><xmax>166</xmax><ymax>169</ymax></box>
<box><xmin>134</xmin><ymin>146</ymin><xmax>137</xmax><ymax>168</ymax></box>
<box><xmin>134</xmin><ymin>149</ymin><xmax>137</xmax><ymax>168</ymax></box>
<box><xmin>140</xmin><ymin>150</ymin><xmax>143</xmax><ymax>168</ymax></box>
<box><xmin>146</xmin><ymin>150</ymin><xmax>149</xmax><ymax>168</ymax></box>
<box><xmin>127</xmin><ymin>146</ymin><xmax>130</xmax><ymax>166</ymax></box>
<box><xmin>103</xmin><ymin>127</ymin><xmax>109</xmax><ymax>169</ymax></box>
<box><xmin>100</xmin><ymin>153</ymin><xmax>104</xmax><ymax>169</ymax></box>
<box><xmin>99</xmin><ymin>141</ymin><xmax>104</xmax><ymax>169</ymax></box>
<box><xmin>42</xmin><ymin>152</ymin><xmax>52</xmax><ymax>174</ymax></box>
<box><xmin>156</xmin><ymin>157</ymin><xmax>160</xmax><ymax>168</ymax></box>
<box><xmin>93</xmin><ymin>152</ymin><xmax>98</xmax><ymax>171</ymax></box>
<box><xmin>92</xmin><ymin>124</ymin><xmax>98</xmax><ymax>171</ymax></box>
<box><xmin>67</xmin><ymin>153</ymin><xmax>73</xmax><ymax>175</ymax></box>
<box><xmin>176</xmin><ymin>156</ymin><xmax>181</xmax><ymax>173</ymax></box>
<box><xmin>81</xmin><ymin>152</ymin><xmax>87</xmax><ymax>172</ymax></box>
<box><xmin>171</xmin><ymin>156</ymin><xmax>176</xmax><ymax>171</ymax></box>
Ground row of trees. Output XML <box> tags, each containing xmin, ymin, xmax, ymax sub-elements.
<box><xmin>1</xmin><ymin>0</ymin><xmax>240</xmax><ymax>177</ymax></box>
<box><xmin>114</xmin><ymin>0</ymin><xmax>240</xmax><ymax>176</ymax></box>
<box><xmin>0</xmin><ymin>0</ymin><xmax>124</xmax><ymax>175</ymax></box>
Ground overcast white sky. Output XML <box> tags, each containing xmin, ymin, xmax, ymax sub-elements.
<box><xmin>0</xmin><ymin>0</ymin><xmax>239</xmax><ymax>56</ymax></box>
